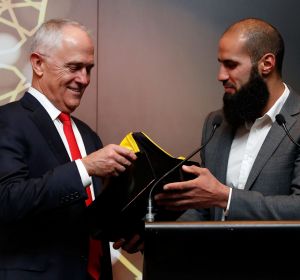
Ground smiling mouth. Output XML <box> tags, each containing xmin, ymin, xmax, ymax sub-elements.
<box><xmin>68</xmin><ymin>87</ymin><xmax>83</xmax><ymax>93</ymax></box>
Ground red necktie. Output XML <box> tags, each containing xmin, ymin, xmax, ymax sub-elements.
<box><xmin>59</xmin><ymin>112</ymin><xmax>102</xmax><ymax>280</ymax></box>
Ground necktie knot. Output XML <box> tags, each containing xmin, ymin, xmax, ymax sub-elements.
<box><xmin>58</xmin><ymin>112</ymin><xmax>71</xmax><ymax>124</ymax></box>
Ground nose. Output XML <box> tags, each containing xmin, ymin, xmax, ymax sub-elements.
<box><xmin>217</xmin><ymin>65</ymin><xmax>229</xmax><ymax>82</ymax></box>
<box><xmin>76</xmin><ymin>68</ymin><xmax>90</xmax><ymax>85</ymax></box>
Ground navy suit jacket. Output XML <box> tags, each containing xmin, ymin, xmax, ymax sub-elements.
<box><xmin>0</xmin><ymin>92</ymin><xmax>112</xmax><ymax>280</ymax></box>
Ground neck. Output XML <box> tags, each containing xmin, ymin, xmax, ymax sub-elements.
<box><xmin>261</xmin><ymin>77</ymin><xmax>285</xmax><ymax>115</ymax></box>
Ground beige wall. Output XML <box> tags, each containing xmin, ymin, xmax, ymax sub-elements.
<box><xmin>1</xmin><ymin>1</ymin><xmax>300</xmax><ymax>279</ymax></box>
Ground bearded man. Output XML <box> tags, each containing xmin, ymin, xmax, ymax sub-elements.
<box><xmin>155</xmin><ymin>18</ymin><xmax>300</xmax><ymax>221</ymax></box>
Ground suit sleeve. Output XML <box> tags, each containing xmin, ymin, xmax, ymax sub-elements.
<box><xmin>0</xmin><ymin>118</ymin><xmax>88</xmax><ymax>224</ymax></box>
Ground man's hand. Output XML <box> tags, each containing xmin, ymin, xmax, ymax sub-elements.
<box><xmin>112</xmin><ymin>234</ymin><xmax>144</xmax><ymax>254</ymax></box>
<box><xmin>82</xmin><ymin>144</ymin><xmax>137</xmax><ymax>177</ymax></box>
<box><xmin>155</xmin><ymin>165</ymin><xmax>229</xmax><ymax>210</ymax></box>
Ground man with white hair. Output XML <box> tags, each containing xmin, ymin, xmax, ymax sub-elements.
<box><xmin>0</xmin><ymin>19</ymin><xmax>137</xmax><ymax>280</ymax></box>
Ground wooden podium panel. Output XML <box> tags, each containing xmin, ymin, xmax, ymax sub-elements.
<box><xmin>143</xmin><ymin>221</ymin><xmax>300</xmax><ymax>280</ymax></box>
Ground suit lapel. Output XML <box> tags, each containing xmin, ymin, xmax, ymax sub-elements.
<box><xmin>21</xmin><ymin>92</ymin><xmax>70</xmax><ymax>164</ymax></box>
<box><xmin>210</xmin><ymin>122</ymin><xmax>235</xmax><ymax>183</ymax></box>
<box><xmin>73</xmin><ymin>118</ymin><xmax>102</xmax><ymax>196</ymax></box>
<box><xmin>74</xmin><ymin>121</ymin><xmax>95</xmax><ymax>156</ymax></box>
<box><xmin>209</xmin><ymin>122</ymin><xmax>235</xmax><ymax>220</ymax></box>
<box><xmin>244</xmin><ymin>118</ymin><xmax>289</xmax><ymax>190</ymax></box>
<box><xmin>245</xmin><ymin>89</ymin><xmax>300</xmax><ymax>190</ymax></box>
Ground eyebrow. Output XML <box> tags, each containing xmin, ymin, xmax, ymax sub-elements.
<box><xmin>218</xmin><ymin>58</ymin><xmax>238</xmax><ymax>64</ymax></box>
<box><xmin>65</xmin><ymin>62</ymin><xmax>95</xmax><ymax>68</ymax></box>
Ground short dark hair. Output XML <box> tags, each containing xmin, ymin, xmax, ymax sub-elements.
<box><xmin>225</xmin><ymin>18</ymin><xmax>285</xmax><ymax>76</ymax></box>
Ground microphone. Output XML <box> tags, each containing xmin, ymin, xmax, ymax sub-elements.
<box><xmin>145</xmin><ymin>114</ymin><xmax>223</xmax><ymax>222</ymax></box>
<box><xmin>275</xmin><ymin>114</ymin><xmax>300</xmax><ymax>148</ymax></box>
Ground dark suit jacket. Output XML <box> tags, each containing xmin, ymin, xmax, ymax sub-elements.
<box><xmin>180</xmin><ymin>87</ymin><xmax>300</xmax><ymax>221</ymax></box>
<box><xmin>0</xmin><ymin>92</ymin><xmax>112</xmax><ymax>280</ymax></box>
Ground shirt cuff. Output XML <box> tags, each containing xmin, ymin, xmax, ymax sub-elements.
<box><xmin>75</xmin><ymin>159</ymin><xmax>92</xmax><ymax>187</ymax></box>
<box><xmin>223</xmin><ymin>187</ymin><xmax>232</xmax><ymax>217</ymax></box>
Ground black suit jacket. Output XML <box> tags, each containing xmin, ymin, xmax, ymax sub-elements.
<box><xmin>0</xmin><ymin>92</ymin><xmax>112</xmax><ymax>280</ymax></box>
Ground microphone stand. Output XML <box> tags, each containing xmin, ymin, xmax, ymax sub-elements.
<box><xmin>145</xmin><ymin>120</ymin><xmax>221</xmax><ymax>222</ymax></box>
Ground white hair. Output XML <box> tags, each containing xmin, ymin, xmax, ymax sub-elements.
<box><xmin>30</xmin><ymin>18</ymin><xmax>91</xmax><ymax>54</ymax></box>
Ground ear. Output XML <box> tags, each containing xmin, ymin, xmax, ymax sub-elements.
<box><xmin>30</xmin><ymin>53</ymin><xmax>44</xmax><ymax>77</ymax></box>
<box><xmin>258</xmin><ymin>53</ymin><xmax>275</xmax><ymax>76</ymax></box>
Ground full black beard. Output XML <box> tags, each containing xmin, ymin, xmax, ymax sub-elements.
<box><xmin>222</xmin><ymin>67</ymin><xmax>270</xmax><ymax>128</ymax></box>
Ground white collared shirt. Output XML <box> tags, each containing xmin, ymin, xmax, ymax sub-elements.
<box><xmin>28</xmin><ymin>87</ymin><xmax>95</xmax><ymax>200</ymax></box>
<box><xmin>225</xmin><ymin>83</ymin><xmax>290</xmax><ymax>214</ymax></box>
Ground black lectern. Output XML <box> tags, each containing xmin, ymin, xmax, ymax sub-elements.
<box><xmin>143</xmin><ymin>221</ymin><xmax>300</xmax><ymax>280</ymax></box>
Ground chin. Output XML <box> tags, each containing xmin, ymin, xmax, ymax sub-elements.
<box><xmin>66</xmin><ymin>102</ymin><xmax>80</xmax><ymax>113</ymax></box>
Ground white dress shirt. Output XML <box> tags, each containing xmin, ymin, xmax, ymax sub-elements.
<box><xmin>28</xmin><ymin>87</ymin><xmax>95</xmax><ymax>200</ymax></box>
<box><xmin>225</xmin><ymin>83</ymin><xmax>290</xmax><ymax>214</ymax></box>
